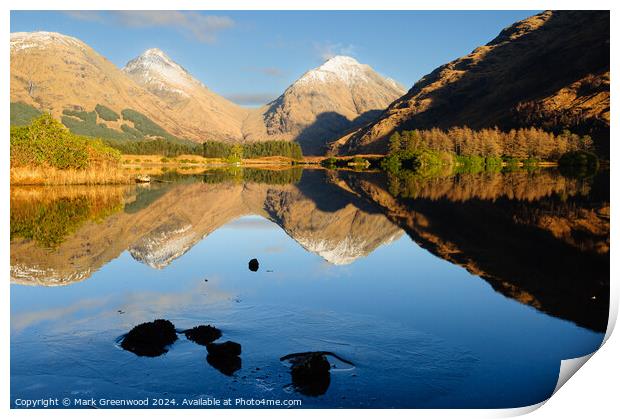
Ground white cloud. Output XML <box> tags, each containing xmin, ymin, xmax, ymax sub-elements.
<box><xmin>314</xmin><ymin>41</ymin><xmax>358</xmax><ymax>61</ymax></box>
<box><xmin>224</xmin><ymin>93</ymin><xmax>278</xmax><ymax>107</ymax></box>
<box><xmin>64</xmin><ymin>11</ymin><xmax>234</xmax><ymax>43</ymax></box>
<box><xmin>64</xmin><ymin>11</ymin><xmax>106</xmax><ymax>22</ymax></box>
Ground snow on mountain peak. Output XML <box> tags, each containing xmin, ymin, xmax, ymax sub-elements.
<box><xmin>123</xmin><ymin>48</ymin><xmax>202</xmax><ymax>95</ymax></box>
<box><xmin>10</xmin><ymin>31</ymin><xmax>86</xmax><ymax>52</ymax></box>
<box><xmin>296</xmin><ymin>55</ymin><xmax>374</xmax><ymax>86</ymax></box>
<box><xmin>320</xmin><ymin>55</ymin><xmax>361</xmax><ymax>70</ymax></box>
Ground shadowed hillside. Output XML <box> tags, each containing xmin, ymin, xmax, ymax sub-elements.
<box><xmin>335</xmin><ymin>11</ymin><xmax>610</xmax><ymax>157</ymax></box>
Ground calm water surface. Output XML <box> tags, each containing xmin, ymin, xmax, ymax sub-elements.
<box><xmin>10</xmin><ymin>168</ymin><xmax>610</xmax><ymax>408</ymax></box>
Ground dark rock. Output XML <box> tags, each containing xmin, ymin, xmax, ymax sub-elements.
<box><xmin>284</xmin><ymin>352</ymin><xmax>331</xmax><ymax>396</ymax></box>
<box><xmin>207</xmin><ymin>341</ymin><xmax>241</xmax><ymax>357</ymax></box>
<box><xmin>183</xmin><ymin>325</ymin><xmax>222</xmax><ymax>346</ymax></box>
<box><xmin>206</xmin><ymin>341</ymin><xmax>242</xmax><ymax>376</ymax></box>
<box><xmin>207</xmin><ymin>354</ymin><xmax>242</xmax><ymax>376</ymax></box>
<box><xmin>248</xmin><ymin>258</ymin><xmax>259</xmax><ymax>272</ymax></box>
<box><xmin>120</xmin><ymin>319</ymin><xmax>177</xmax><ymax>357</ymax></box>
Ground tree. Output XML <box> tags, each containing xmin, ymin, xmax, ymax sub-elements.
<box><xmin>388</xmin><ymin>132</ymin><xmax>402</xmax><ymax>155</ymax></box>
<box><xmin>228</xmin><ymin>144</ymin><xmax>243</xmax><ymax>162</ymax></box>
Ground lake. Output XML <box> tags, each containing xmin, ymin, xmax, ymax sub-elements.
<box><xmin>10</xmin><ymin>167</ymin><xmax>610</xmax><ymax>408</ymax></box>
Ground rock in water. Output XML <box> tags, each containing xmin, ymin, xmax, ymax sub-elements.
<box><xmin>207</xmin><ymin>341</ymin><xmax>242</xmax><ymax>357</ymax></box>
<box><xmin>120</xmin><ymin>319</ymin><xmax>177</xmax><ymax>357</ymax></box>
<box><xmin>248</xmin><ymin>258</ymin><xmax>259</xmax><ymax>272</ymax></box>
<box><xmin>183</xmin><ymin>325</ymin><xmax>222</xmax><ymax>346</ymax></box>
<box><xmin>207</xmin><ymin>354</ymin><xmax>242</xmax><ymax>376</ymax></box>
<box><xmin>135</xmin><ymin>174</ymin><xmax>151</xmax><ymax>183</ymax></box>
<box><xmin>285</xmin><ymin>352</ymin><xmax>331</xmax><ymax>396</ymax></box>
<box><xmin>206</xmin><ymin>341</ymin><xmax>242</xmax><ymax>376</ymax></box>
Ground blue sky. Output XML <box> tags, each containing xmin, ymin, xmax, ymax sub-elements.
<box><xmin>11</xmin><ymin>10</ymin><xmax>538</xmax><ymax>106</ymax></box>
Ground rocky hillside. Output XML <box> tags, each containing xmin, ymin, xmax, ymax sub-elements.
<box><xmin>334</xmin><ymin>11</ymin><xmax>610</xmax><ymax>156</ymax></box>
<box><xmin>243</xmin><ymin>56</ymin><xmax>405</xmax><ymax>155</ymax></box>
<box><xmin>123</xmin><ymin>48</ymin><xmax>247</xmax><ymax>142</ymax></box>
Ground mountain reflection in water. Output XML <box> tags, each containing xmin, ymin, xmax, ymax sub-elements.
<box><xmin>10</xmin><ymin>168</ymin><xmax>609</xmax><ymax>334</ymax></box>
<box><xmin>10</xmin><ymin>167</ymin><xmax>610</xmax><ymax>408</ymax></box>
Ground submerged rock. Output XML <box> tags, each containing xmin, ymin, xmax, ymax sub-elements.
<box><xmin>282</xmin><ymin>352</ymin><xmax>331</xmax><ymax>396</ymax></box>
<box><xmin>120</xmin><ymin>319</ymin><xmax>177</xmax><ymax>357</ymax></box>
<box><xmin>183</xmin><ymin>325</ymin><xmax>222</xmax><ymax>346</ymax></box>
<box><xmin>206</xmin><ymin>341</ymin><xmax>242</xmax><ymax>376</ymax></box>
<box><xmin>248</xmin><ymin>258</ymin><xmax>259</xmax><ymax>272</ymax></box>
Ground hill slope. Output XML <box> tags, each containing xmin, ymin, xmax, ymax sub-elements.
<box><xmin>333</xmin><ymin>11</ymin><xmax>610</xmax><ymax>156</ymax></box>
<box><xmin>122</xmin><ymin>48</ymin><xmax>248</xmax><ymax>142</ymax></box>
<box><xmin>10</xmin><ymin>32</ymin><xmax>191</xmax><ymax>140</ymax></box>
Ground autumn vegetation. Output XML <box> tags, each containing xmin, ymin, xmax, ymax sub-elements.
<box><xmin>10</xmin><ymin>114</ymin><xmax>131</xmax><ymax>185</ymax></box>
<box><xmin>380</xmin><ymin>126</ymin><xmax>597</xmax><ymax>175</ymax></box>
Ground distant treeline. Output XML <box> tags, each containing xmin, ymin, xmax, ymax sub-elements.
<box><xmin>106</xmin><ymin>138</ymin><xmax>303</xmax><ymax>159</ymax></box>
<box><xmin>388</xmin><ymin>126</ymin><xmax>593</xmax><ymax>160</ymax></box>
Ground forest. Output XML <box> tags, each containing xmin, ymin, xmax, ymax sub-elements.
<box><xmin>106</xmin><ymin>138</ymin><xmax>303</xmax><ymax>160</ymax></box>
<box><xmin>381</xmin><ymin>126</ymin><xmax>597</xmax><ymax>174</ymax></box>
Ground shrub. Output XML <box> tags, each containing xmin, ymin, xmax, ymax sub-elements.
<box><xmin>10</xmin><ymin>114</ymin><xmax>121</xmax><ymax>170</ymax></box>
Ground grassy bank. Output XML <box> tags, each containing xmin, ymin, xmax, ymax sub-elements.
<box><xmin>10</xmin><ymin>114</ymin><xmax>132</xmax><ymax>185</ymax></box>
<box><xmin>10</xmin><ymin>166</ymin><xmax>133</xmax><ymax>186</ymax></box>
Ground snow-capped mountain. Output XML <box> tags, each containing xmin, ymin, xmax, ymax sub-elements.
<box><xmin>10</xmin><ymin>31</ymin><xmax>86</xmax><ymax>52</ymax></box>
<box><xmin>122</xmin><ymin>48</ymin><xmax>247</xmax><ymax>141</ymax></box>
<box><xmin>295</xmin><ymin>55</ymin><xmax>401</xmax><ymax>90</ymax></box>
<box><xmin>246</xmin><ymin>55</ymin><xmax>405</xmax><ymax>155</ymax></box>
<box><xmin>11</xmin><ymin>32</ymin><xmax>406</xmax><ymax>150</ymax></box>
<box><xmin>122</xmin><ymin>48</ymin><xmax>204</xmax><ymax>98</ymax></box>
<box><xmin>9</xmin><ymin>31</ymin><xmax>186</xmax><ymax>135</ymax></box>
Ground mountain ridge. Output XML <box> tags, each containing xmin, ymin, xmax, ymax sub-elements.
<box><xmin>332</xmin><ymin>10</ymin><xmax>610</xmax><ymax>156</ymax></box>
<box><xmin>11</xmin><ymin>31</ymin><xmax>404</xmax><ymax>154</ymax></box>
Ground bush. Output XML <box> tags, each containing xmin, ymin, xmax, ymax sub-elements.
<box><xmin>10</xmin><ymin>114</ymin><xmax>121</xmax><ymax>170</ymax></box>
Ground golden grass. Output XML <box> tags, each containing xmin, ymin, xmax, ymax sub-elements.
<box><xmin>10</xmin><ymin>184</ymin><xmax>132</xmax><ymax>203</ymax></box>
<box><xmin>10</xmin><ymin>165</ymin><xmax>133</xmax><ymax>185</ymax></box>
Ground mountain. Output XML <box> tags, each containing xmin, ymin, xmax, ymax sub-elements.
<box><xmin>122</xmin><ymin>48</ymin><xmax>247</xmax><ymax>142</ymax></box>
<box><xmin>243</xmin><ymin>56</ymin><xmax>406</xmax><ymax>155</ymax></box>
<box><xmin>333</xmin><ymin>11</ymin><xmax>610</xmax><ymax>156</ymax></box>
<box><xmin>11</xmin><ymin>32</ymin><xmax>405</xmax><ymax>152</ymax></box>
<box><xmin>10</xmin><ymin>32</ymin><xmax>189</xmax><ymax>140</ymax></box>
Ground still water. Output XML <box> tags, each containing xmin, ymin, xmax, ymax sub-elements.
<box><xmin>10</xmin><ymin>168</ymin><xmax>609</xmax><ymax>408</ymax></box>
